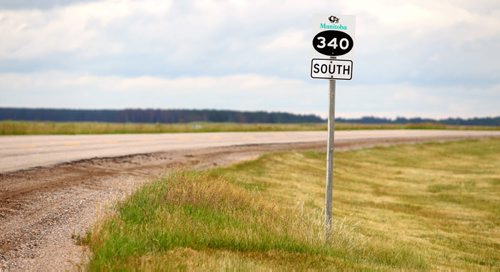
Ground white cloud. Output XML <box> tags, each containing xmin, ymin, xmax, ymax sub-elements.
<box><xmin>0</xmin><ymin>0</ymin><xmax>173</xmax><ymax>59</ymax></box>
<box><xmin>0</xmin><ymin>0</ymin><xmax>499</xmax><ymax>117</ymax></box>
<box><xmin>259</xmin><ymin>30</ymin><xmax>308</xmax><ymax>52</ymax></box>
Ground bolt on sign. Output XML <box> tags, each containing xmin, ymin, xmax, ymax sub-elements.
<box><xmin>311</xmin><ymin>14</ymin><xmax>356</xmax><ymax>80</ymax></box>
<box><xmin>311</xmin><ymin>14</ymin><xmax>356</xmax><ymax>242</ymax></box>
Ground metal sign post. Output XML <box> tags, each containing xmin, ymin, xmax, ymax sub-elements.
<box><xmin>324</xmin><ymin>62</ymin><xmax>336</xmax><ymax>240</ymax></box>
<box><xmin>311</xmin><ymin>14</ymin><xmax>355</xmax><ymax>242</ymax></box>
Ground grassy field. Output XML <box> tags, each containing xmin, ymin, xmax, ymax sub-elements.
<box><xmin>84</xmin><ymin>139</ymin><xmax>500</xmax><ymax>271</ymax></box>
<box><xmin>0</xmin><ymin>121</ymin><xmax>498</xmax><ymax>135</ymax></box>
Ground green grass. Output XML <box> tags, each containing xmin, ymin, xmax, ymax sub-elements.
<box><xmin>0</xmin><ymin>120</ymin><xmax>498</xmax><ymax>135</ymax></box>
<box><xmin>86</xmin><ymin>139</ymin><xmax>500</xmax><ymax>271</ymax></box>
<box><xmin>0</xmin><ymin>121</ymin><xmax>325</xmax><ymax>135</ymax></box>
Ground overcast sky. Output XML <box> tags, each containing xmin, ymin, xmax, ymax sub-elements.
<box><xmin>0</xmin><ymin>0</ymin><xmax>499</xmax><ymax>118</ymax></box>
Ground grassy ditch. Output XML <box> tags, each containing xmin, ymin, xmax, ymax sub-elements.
<box><xmin>1</xmin><ymin>121</ymin><xmax>498</xmax><ymax>135</ymax></box>
<box><xmin>85</xmin><ymin>139</ymin><xmax>500</xmax><ymax>271</ymax></box>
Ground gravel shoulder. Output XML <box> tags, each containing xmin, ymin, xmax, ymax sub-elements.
<box><xmin>0</xmin><ymin>135</ymin><xmax>497</xmax><ymax>271</ymax></box>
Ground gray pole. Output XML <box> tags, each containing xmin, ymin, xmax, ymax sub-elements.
<box><xmin>325</xmin><ymin>58</ymin><xmax>336</xmax><ymax>242</ymax></box>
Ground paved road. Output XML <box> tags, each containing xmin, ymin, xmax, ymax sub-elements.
<box><xmin>1</xmin><ymin>130</ymin><xmax>499</xmax><ymax>173</ymax></box>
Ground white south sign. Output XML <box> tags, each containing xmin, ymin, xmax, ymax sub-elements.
<box><xmin>311</xmin><ymin>58</ymin><xmax>352</xmax><ymax>80</ymax></box>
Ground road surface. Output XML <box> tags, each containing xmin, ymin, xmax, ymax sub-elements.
<box><xmin>1</xmin><ymin>130</ymin><xmax>499</xmax><ymax>173</ymax></box>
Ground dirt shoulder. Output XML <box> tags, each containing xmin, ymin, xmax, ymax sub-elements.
<box><xmin>0</xmin><ymin>136</ymin><xmax>495</xmax><ymax>271</ymax></box>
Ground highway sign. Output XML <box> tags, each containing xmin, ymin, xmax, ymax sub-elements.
<box><xmin>311</xmin><ymin>58</ymin><xmax>353</xmax><ymax>80</ymax></box>
<box><xmin>312</xmin><ymin>14</ymin><xmax>356</xmax><ymax>59</ymax></box>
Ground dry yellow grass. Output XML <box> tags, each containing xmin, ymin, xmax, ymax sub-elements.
<box><xmin>86</xmin><ymin>139</ymin><xmax>500</xmax><ymax>271</ymax></box>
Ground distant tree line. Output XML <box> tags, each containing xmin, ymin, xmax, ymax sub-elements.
<box><xmin>0</xmin><ymin>108</ymin><xmax>325</xmax><ymax>124</ymax></box>
<box><xmin>336</xmin><ymin>116</ymin><xmax>500</xmax><ymax>126</ymax></box>
<box><xmin>0</xmin><ymin>108</ymin><xmax>498</xmax><ymax>126</ymax></box>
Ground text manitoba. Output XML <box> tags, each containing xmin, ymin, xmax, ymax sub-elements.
<box><xmin>320</xmin><ymin>23</ymin><xmax>348</xmax><ymax>30</ymax></box>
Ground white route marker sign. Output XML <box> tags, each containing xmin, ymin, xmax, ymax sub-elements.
<box><xmin>311</xmin><ymin>58</ymin><xmax>353</xmax><ymax>80</ymax></box>
<box><xmin>311</xmin><ymin>14</ymin><xmax>355</xmax><ymax>80</ymax></box>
